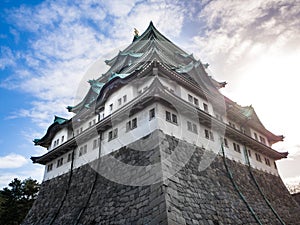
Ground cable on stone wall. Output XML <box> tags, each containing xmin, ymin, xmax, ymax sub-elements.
<box><xmin>243</xmin><ymin>145</ymin><xmax>286</xmax><ymax>225</ymax></box>
<box><xmin>220</xmin><ymin>139</ymin><xmax>263</xmax><ymax>225</ymax></box>
<box><xmin>73</xmin><ymin>132</ymin><xmax>102</xmax><ymax>225</ymax></box>
<box><xmin>48</xmin><ymin>147</ymin><xmax>75</xmax><ymax>225</ymax></box>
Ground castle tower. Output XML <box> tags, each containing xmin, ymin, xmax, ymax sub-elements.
<box><xmin>24</xmin><ymin>22</ymin><xmax>300</xmax><ymax>225</ymax></box>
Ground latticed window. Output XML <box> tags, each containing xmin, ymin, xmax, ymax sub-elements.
<box><xmin>93</xmin><ymin>139</ymin><xmax>99</xmax><ymax>149</ymax></box>
<box><xmin>67</xmin><ymin>153</ymin><xmax>72</xmax><ymax>162</ymax></box>
<box><xmin>126</xmin><ymin>118</ymin><xmax>137</xmax><ymax>132</ymax></box>
<box><xmin>108</xmin><ymin>128</ymin><xmax>118</xmax><ymax>141</ymax></box>
<box><xmin>255</xmin><ymin>153</ymin><xmax>262</xmax><ymax>162</ymax></box>
<box><xmin>166</xmin><ymin>111</ymin><xmax>171</xmax><ymax>122</ymax></box>
<box><xmin>233</xmin><ymin>143</ymin><xmax>241</xmax><ymax>153</ymax></box>
<box><xmin>205</xmin><ymin>129</ymin><xmax>214</xmax><ymax>141</ymax></box>
<box><xmin>149</xmin><ymin>108</ymin><xmax>155</xmax><ymax>120</ymax></box>
<box><xmin>223</xmin><ymin>138</ymin><xmax>228</xmax><ymax>147</ymax></box>
<box><xmin>265</xmin><ymin>157</ymin><xmax>271</xmax><ymax>166</ymax></box>
<box><xmin>47</xmin><ymin>163</ymin><xmax>53</xmax><ymax>172</ymax></box>
<box><xmin>57</xmin><ymin>158</ymin><xmax>63</xmax><ymax>167</ymax></box>
<box><xmin>203</xmin><ymin>103</ymin><xmax>209</xmax><ymax>113</ymax></box>
<box><xmin>187</xmin><ymin>121</ymin><xmax>192</xmax><ymax>131</ymax></box>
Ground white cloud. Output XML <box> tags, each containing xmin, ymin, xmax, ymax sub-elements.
<box><xmin>1</xmin><ymin>0</ymin><xmax>188</xmax><ymax>131</ymax></box>
<box><xmin>181</xmin><ymin>0</ymin><xmax>300</xmax><ymax>161</ymax></box>
<box><xmin>0</xmin><ymin>153</ymin><xmax>28</xmax><ymax>169</ymax></box>
<box><xmin>0</xmin><ymin>47</ymin><xmax>16</xmax><ymax>69</ymax></box>
<box><xmin>1</xmin><ymin>0</ymin><xmax>299</xmax><ymax>184</ymax></box>
<box><xmin>0</xmin><ymin>166</ymin><xmax>44</xmax><ymax>189</ymax></box>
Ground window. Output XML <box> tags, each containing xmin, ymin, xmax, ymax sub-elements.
<box><xmin>93</xmin><ymin>119</ymin><xmax>96</xmax><ymax>125</ymax></box>
<box><xmin>166</xmin><ymin>111</ymin><xmax>171</xmax><ymax>122</ymax></box>
<box><xmin>204</xmin><ymin>129</ymin><xmax>214</xmax><ymax>141</ymax></box>
<box><xmin>57</xmin><ymin>158</ymin><xmax>63</xmax><ymax>167</ymax></box>
<box><xmin>109</xmin><ymin>104</ymin><xmax>113</xmax><ymax>112</ymax></box>
<box><xmin>187</xmin><ymin>121</ymin><xmax>192</xmax><ymax>131</ymax></box>
<box><xmin>172</xmin><ymin>114</ymin><xmax>178</xmax><ymax>124</ymax></box>
<box><xmin>118</xmin><ymin>98</ymin><xmax>122</xmax><ymax>106</ymax></box>
<box><xmin>165</xmin><ymin>111</ymin><xmax>178</xmax><ymax>124</ymax></box>
<box><xmin>233</xmin><ymin>143</ymin><xmax>241</xmax><ymax>153</ymax></box>
<box><xmin>259</xmin><ymin>136</ymin><xmax>266</xmax><ymax>145</ymax></box>
<box><xmin>80</xmin><ymin>127</ymin><xmax>83</xmax><ymax>133</ymax></box>
<box><xmin>89</xmin><ymin>121</ymin><xmax>92</xmax><ymax>127</ymax></box>
<box><xmin>203</xmin><ymin>103</ymin><xmax>209</xmax><ymax>113</ymax></box>
<box><xmin>254</xmin><ymin>132</ymin><xmax>258</xmax><ymax>140</ymax></box>
<box><xmin>187</xmin><ymin>121</ymin><xmax>198</xmax><ymax>134</ymax></box>
<box><xmin>223</xmin><ymin>138</ymin><xmax>228</xmax><ymax>147</ymax></box>
<box><xmin>255</xmin><ymin>153</ymin><xmax>262</xmax><ymax>162</ymax></box>
<box><xmin>61</xmin><ymin>136</ymin><xmax>64</xmax><ymax>143</ymax></box>
<box><xmin>108</xmin><ymin>128</ymin><xmax>118</xmax><ymax>141</ymax></box>
<box><xmin>205</xmin><ymin>129</ymin><xmax>210</xmax><ymax>139</ymax></box>
<box><xmin>56</xmin><ymin>139</ymin><xmax>59</xmax><ymax>146</ymax></box>
<box><xmin>265</xmin><ymin>157</ymin><xmax>271</xmax><ymax>166</ymax></box>
<box><xmin>123</xmin><ymin>95</ymin><xmax>127</xmax><ymax>103</ymax></box>
<box><xmin>67</xmin><ymin>153</ymin><xmax>72</xmax><ymax>162</ymax></box>
<box><xmin>149</xmin><ymin>108</ymin><xmax>155</xmax><ymax>120</ymax></box>
<box><xmin>193</xmin><ymin>98</ymin><xmax>199</xmax><ymax>106</ymax></box>
<box><xmin>79</xmin><ymin>145</ymin><xmax>87</xmax><ymax>157</ymax></box>
<box><xmin>126</xmin><ymin>118</ymin><xmax>137</xmax><ymax>132</ymax></box>
<box><xmin>79</xmin><ymin>147</ymin><xmax>83</xmax><ymax>156</ymax></box>
<box><xmin>132</xmin><ymin>118</ymin><xmax>137</xmax><ymax>129</ymax></box>
<box><xmin>188</xmin><ymin>94</ymin><xmax>193</xmax><ymax>103</ymax></box>
<box><xmin>192</xmin><ymin>124</ymin><xmax>197</xmax><ymax>134</ymax></box>
<box><xmin>93</xmin><ymin>139</ymin><xmax>99</xmax><ymax>149</ymax></box>
<box><xmin>247</xmin><ymin>149</ymin><xmax>252</xmax><ymax>158</ymax></box>
<box><xmin>47</xmin><ymin>163</ymin><xmax>53</xmax><ymax>172</ymax></box>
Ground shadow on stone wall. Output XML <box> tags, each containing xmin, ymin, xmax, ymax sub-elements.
<box><xmin>23</xmin><ymin>131</ymin><xmax>300</xmax><ymax>225</ymax></box>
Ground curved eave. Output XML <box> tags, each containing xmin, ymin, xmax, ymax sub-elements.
<box><xmin>67</xmin><ymin>85</ymin><xmax>99</xmax><ymax>114</ymax></box>
<box><xmin>32</xmin><ymin>77</ymin><xmax>287</xmax><ymax>164</ymax></box>
<box><xmin>225</xmin><ymin>97</ymin><xmax>284</xmax><ymax>144</ymax></box>
<box><xmin>34</xmin><ymin>119</ymin><xmax>69</xmax><ymax>148</ymax></box>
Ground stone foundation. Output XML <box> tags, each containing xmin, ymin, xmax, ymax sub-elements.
<box><xmin>23</xmin><ymin>131</ymin><xmax>300</xmax><ymax>225</ymax></box>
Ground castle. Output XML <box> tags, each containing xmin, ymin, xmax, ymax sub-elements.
<box><xmin>24</xmin><ymin>22</ymin><xmax>300</xmax><ymax>225</ymax></box>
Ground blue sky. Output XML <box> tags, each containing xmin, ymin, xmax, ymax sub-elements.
<box><xmin>0</xmin><ymin>0</ymin><xmax>300</xmax><ymax>188</ymax></box>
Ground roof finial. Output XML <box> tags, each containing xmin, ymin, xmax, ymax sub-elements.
<box><xmin>133</xmin><ymin>28</ymin><xmax>139</xmax><ymax>42</ymax></box>
<box><xmin>134</xmin><ymin>28</ymin><xmax>139</xmax><ymax>36</ymax></box>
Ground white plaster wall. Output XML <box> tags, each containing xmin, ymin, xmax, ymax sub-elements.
<box><xmin>44</xmin><ymin>135</ymin><xmax>101</xmax><ymax>180</ymax></box>
<box><xmin>248</xmin><ymin>149</ymin><xmax>278</xmax><ymax>174</ymax></box>
<box><xmin>104</xmin><ymin>84</ymin><xmax>134</xmax><ymax>116</ymax></box>
<box><xmin>44</xmin><ymin>104</ymin><xmax>159</xmax><ymax>180</ymax></box>
<box><xmin>101</xmin><ymin>104</ymin><xmax>158</xmax><ymax>156</ymax></box>
<box><xmin>136</xmin><ymin>77</ymin><xmax>154</xmax><ymax>94</ymax></box>
<box><xmin>44</xmin><ymin>102</ymin><xmax>278</xmax><ymax>180</ymax></box>
<box><xmin>179</xmin><ymin>86</ymin><xmax>213</xmax><ymax>114</ymax></box>
<box><xmin>250</xmin><ymin>128</ymin><xmax>270</xmax><ymax>147</ymax></box>
<box><xmin>159</xmin><ymin>77</ymin><xmax>177</xmax><ymax>94</ymax></box>
<box><xmin>49</xmin><ymin>128</ymin><xmax>69</xmax><ymax>151</ymax></box>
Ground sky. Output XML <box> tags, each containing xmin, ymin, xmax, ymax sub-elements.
<box><xmin>0</xmin><ymin>0</ymin><xmax>299</xmax><ymax>188</ymax></box>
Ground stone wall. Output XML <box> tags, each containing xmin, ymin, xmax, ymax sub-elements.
<box><xmin>23</xmin><ymin>130</ymin><xmax>300</xmax><ymax>225</ymax></box>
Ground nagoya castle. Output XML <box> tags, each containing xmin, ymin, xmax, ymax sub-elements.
<box><xmin>23</xmin><ymin>22</ymin><xmax>300</xmax><ymax>225</ymax></box>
